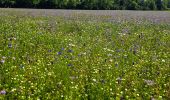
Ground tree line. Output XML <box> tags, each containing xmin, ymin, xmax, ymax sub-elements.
<box><xmin>0</xmin><ymin>0</ymin><xmax>170</xmax><ymax>10</ymax></box>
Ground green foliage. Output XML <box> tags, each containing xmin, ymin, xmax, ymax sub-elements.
<box><xmin>15</xmin><ymin>0</ymin><xmax>33</xmax><ymax>8</ymax></box>
<box><xmin>144</xmin><ymin>0</ymin><xmax>157</xmax><ymax>10</ymax></box>
<box><xmin>168</xmin><ymin>0</ymin><xmax>170</xmax><ymax>8</ymax></box>
<box><xmin>0</xmin><ymin>0</ymin><xmax>170</xmax><ymax>10</ymax></box>
<box><xmin>126</xmin><ymin>0</ymin><xmax>140</xmax><ymax>10</ymax></box>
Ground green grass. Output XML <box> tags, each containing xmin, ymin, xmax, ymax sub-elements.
<box><xmin>0</xmin><ymin>11</ymin><xmax>170</xmax><ymax>100</ymax></box>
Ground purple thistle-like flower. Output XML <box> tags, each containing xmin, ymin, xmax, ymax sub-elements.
<box><xmin>116</xmin><ymin>49</ymin><xmax>121</xmax><ymax>52</ymax></box>
<box><xmin>0</xmin><ymin>60</ymin><xmax>5</xmax><ymax>64</ymax></box>
<box><xmin>8</xmin><ymin>44</ymin><xmax>12</xmax><ymax>48</ymax></box>
<box><xmin>0</xmin><ymin>90</ymin><xmax>6</xmax><ymax>95</ymax></box>
<box><xmin>67</xmin><ymin>64</ymin><xmax>73</xmax><ymax>67</ymax></box>
<box><xmin>61</xmin><ymin>48</ymin><xmax>65</xmax><ymax>51</ymax></box>
<box><xmin>78</xmin><ymin>54</ymin><xmax>82</xmax><ymax>57</ymax></box>
<box><xmin>57</xmin><ymin>52</ymin><xmax>62</xmax><ymax>55</ymax></box>
<box><xmin>68</xmin><ymin>49</ymin><xmax>73</xmax><ymax>53</ymax></box>
<box><xmin>115</xmin><ymin>63</ymin><xmax>118</xmax><ymax>67</ymax></box>
<box><xmin>100</xmin><ymin>79</ymin><xmax>106</xmax><ymax>84</ymax></box>
<box><xmin>48</xmin><ymin>50</ymin><xmax>52</xmax><ymax>52</ymax></box>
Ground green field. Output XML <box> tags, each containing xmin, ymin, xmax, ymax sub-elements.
<box><xmin>0</xmin><ymin>9</ymin><xmax>170</xmax><ymax>100</ymax></box>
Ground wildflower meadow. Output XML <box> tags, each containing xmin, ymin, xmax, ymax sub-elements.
<box><xmin>0</xmin><ymin>9</ymin><xmax>170</xmax><ymax>99</ymax></box>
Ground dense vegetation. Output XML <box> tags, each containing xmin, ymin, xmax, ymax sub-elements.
<box><xmin>0</xmin><ymin>0</ymin><xmax>170</xmax><ymax>10</ymax></box>
<box><xmin>0</xmin><ymin>9</ymin><xmax>170</xmax><ymax>99</ymax></box>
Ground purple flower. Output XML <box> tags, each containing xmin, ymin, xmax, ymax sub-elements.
<box><xmin>100</xmin><ymin>79</ymin><xmax>106</xmax><ymax>84</ymax></box>
<box><xmin>48</xmin><ymin>50</ymin><xmax>52</xmax><ymax>52</ymax></box>
<box><xmin>115</xmin><ymin>63</ymin><xmax>118</xmax><ymax>67</ymax></box>
<box><xmin>57</xmin><ymin>52</ymin><xmax>62</xmax><ymax>55</ymax></box>
<box><xmin>68</xmin><ymin>49</ymin><xmax>73</xmax><ymax>53</ymax></box>
<box><xmin>0</xmin><ymin>60</ymin><xmax>5</xmax><ymax>64</ymax></box>
<box><xmin>61</xmin><ymin>48</ymin><xmax>65</xmax><ymax>51</ymax></box>
<box><xmin>78</xmin><ymin>54</ymin><xmax>82</xmax><ymax>57</ymax></box>
<box><xmin>116</xmin><ymin>49</ymin><xmax>120</xmax><ymax>52</ymax></box>
<box><xmin>67</xmin><ymin>64</ymin><xmax>72</xmax><ymax>67</ymax></box>
<box><xmin>0</xmin><ymin>90</ymin><xmax>6</xmax><ymax>95</ymax></box>
<box><xmin>8</xmin><ymin>44</ymin><xmax>12</xmax><ymax>48</ymax></box>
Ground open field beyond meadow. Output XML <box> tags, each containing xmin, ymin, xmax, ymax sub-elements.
<box><xmin>0</xmin><ymin>8</ymin><xmax>170</xmax><ymax>99</ymax></box>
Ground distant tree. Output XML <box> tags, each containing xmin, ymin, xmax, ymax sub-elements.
<box><xmin>112</xmin><ymin>0</ymin><xmax>119</xmax><ymax>9</ymax></box>
<box><xmin>144</xmin><ymin>0</ymin><xmax>157</xmax><ymax>10</ymax></box>
<box><xmin>45</xmin><ymin>0</ymin><xmax>56</xmax><ymax>8</ymax></box>
<box><xmin>156</xmin><ymin>0</ymin><xmax>164</xmax><ymax>10</ymax></box>
<box><xmin>55</xmin><ymin>0</ymin><xmax>68</xmax><ymax>9</ymax></box>
<box><xmin>149</xmin><ymin>0</ymin><xmax>157</xmax><ymax>10</ymax></box>
<box><xmin>0</xmin><ymin>0</ymin><xmax>169</xmax><ymax>10</ymax></box>
<box><xmin>67</xmin><ymin>0</ymin><xmax>80</xmax><ymax>9</ymax></box>
<box><xmin>79</xmin><ymin>0</ymin><xmax>98</xmax><ymax>9</ymax></box>
<box><xmin>37</xmin><ymin>0</ymin><xmax>45</xmax><ymax>8</ymax></box>
<box><xmin>32</xmin><ymin>0</ymin><xmax>40</xmax><ymax>8</ymax></box>
<box><xmin>138</xmin><ymin>0</ymin><xmax>145</xmax><ymax>9</ymax></box>
<box><xmin>0</xmin><ymin>0</ymin><xmax>15</xmax><ymax>7</ymax></box>
<box><xmin>15</xmin><ymin>0</ymin><xmax>33</xmax><ymax>8</ymax></box>
<box><xmin>126</xmin><ymin>0</ymin><xmax>139</xmax><ymax>10</ymax></box>
<box><xmin>112</xmin><ymin>0</ymin><xmax>125</xmax><ymax>10</ymax></box>
<box><xmin>168</xmin><ymin>0</ymin><xmax>170</xmax><ymax>8</ymax></box>
<box><xmin>98</xmin><ymin>0</ymin><xmax>114</xmax><ymax>10</ymax></box>
<box><xmin>162</xmin><ymin>0</ymin><xmax>169</xmax><ymax>9</ymax></box>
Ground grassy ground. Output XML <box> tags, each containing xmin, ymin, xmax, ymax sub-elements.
<box><xmin>0</xmin><ymin>9</ymin><xmax>170</xmax><ymax>99</ymax></box>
